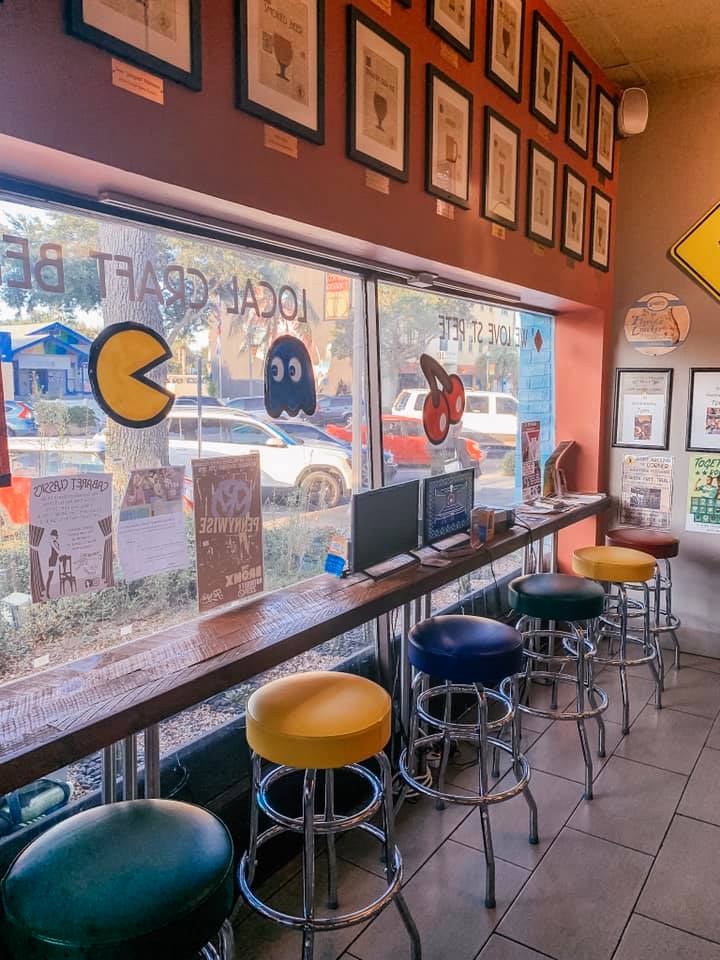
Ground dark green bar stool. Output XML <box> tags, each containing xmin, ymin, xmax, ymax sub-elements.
<box><xmin>0</xmin><ymin>799</ymin><xmax>235</xmax><ymax>959</ymax></box>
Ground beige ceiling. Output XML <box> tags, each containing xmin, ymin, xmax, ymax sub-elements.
<box><xmin>546</xmin><ymin>0</ymin><xmax>720</xmax><ymax>87</ymax></box>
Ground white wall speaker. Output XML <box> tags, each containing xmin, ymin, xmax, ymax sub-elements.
<box><xmin>618</xmin><ymin>87</ymin><xmax>649</xmax><ymax>137</ymax></box>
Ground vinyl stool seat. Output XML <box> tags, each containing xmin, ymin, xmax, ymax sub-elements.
<box><xmin>572</xmin><ymin>545</ymin><xmax>656</xmax><ymax>583</ymax></box>
<box><xmin>245</xmin><ymin>671</ymin><xmax>391</xmax><ymax>769</ymax></box>
<box><xmin>509</xmin><ymin>573</ymin><xmax>605</xmax><ymax>622</ymax></box>
<box><xmin>605</xmin><ymin>527</ymin><xmax>679</xmax><ymax>560</ymax></box>
<box><xmin>0</xmin><ymin>800</ymin><xmax>234</xmax><ymax>960</ymax></box>
<box><xmin>408</xmin><ymin>615</ymin><xmax>524</xmax><ymax>686</ymax></box>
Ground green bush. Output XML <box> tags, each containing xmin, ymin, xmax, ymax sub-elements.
<box><xmin>501</xmin><ymin>450</ymin><xmax>516</xmax><ymax>476</ymax></box>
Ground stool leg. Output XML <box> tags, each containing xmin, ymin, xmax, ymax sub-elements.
<box><xmin>247</xmin><ymin>752</ymin><xmax>262</xmax><ymax>886</ymax></box>
<box><xmin>301</xmin><ymin>769</ymin><xmax>317</xmax><ymax>960</ymax></box>
<box><xmin>512</xmin><ymin>675</ymin><xmax>538</xmax><ymax>845</ymax></box>
<box><xmin>618</xmin><ymin>585</ymin><xmax>631</xmax><ymax>736</ymax></box>
<box><xmin>575</xmin><ymin>638</ymin><xmax>594</xmax><ymax>800</ymax></box>
<box><xmin>666</xmin><ymin>560</ymin><xmax>681</xmax><ymax>670</ymax></box>
<box><xmin>378</xmin><ymin>751</ymin><xmax>422</xmax><ymax>960</ymax></box>
<box><xmin>436</xmin><ymin>680</ymin><xmax>452</xmax><ymax>811</ymax></box>
<box><xmin>645</xmin><ymin>581</ymin><xmax>663</xmax><ymax>708</ymax></box>
<box><xmin>585</xmin><ymin>620</ymin><xmax>606</xmax><ymax>758</ymax></box>
<box><xmin>324</xmin><ymin>770</ymin><xmax>338</xmax><ymax>910</ymax></box>
<box><xmin>475</xmin><ymin>684</ymin><xmax>496</xmax><ymax>909</ymax></box>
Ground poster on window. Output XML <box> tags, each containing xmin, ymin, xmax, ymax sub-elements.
<box><xmin>29</xmin><ymin>474</ymin><xmax>114</xmax><ymax>603</ymax></box>
<box><xmin>620</xmin><ymin>455</ymin><xmax>673</xmax><ymax>529</ymax></box>
<box><xmin>118</xmin><ymin>467</ymin><xmax>188</xmax><ymax>582</ymax></box>
<box><xmin>686</xmin><ymin>454</ymin><xmax>720</xmax><ymax>534</ymax></box>
<box><xmin>521</xmin><ymin>420</ymin><xmax>541</xmax><ymax>501</ymax></box>
<box><xmin>193</xmin><ymin>454</ymin><xmax>264</xmax><ymax>612</ymax></box>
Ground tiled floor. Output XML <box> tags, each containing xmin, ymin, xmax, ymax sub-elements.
<box><xmin>233</xmin><ymin>652</ymin><xmax>720</xmax><ymax>960</ymax></box>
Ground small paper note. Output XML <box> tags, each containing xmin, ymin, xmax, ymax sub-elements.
<box><xmin>440</xmin><ymin>42</ymin><xmax>459</xmax><ymax>69</ymax></box>
<box><xmin>436</xmin><ymin>199</ymin><xmax>455</xmax><ymax>220</ymax></box>
<box><xmin>369</xmin><ymin>0</ymin><xmax>391</xmax><ymax>11</ymax></box>
<box><xmin>491</xmin><ymin>223</ymin><xmax>507</xmax><ymax>240</ymax></box>
<box><xmin>365</xmin><ymin>169</ymin><xmax>390</xmax><ymax>195</ymax></box>
<box><xmin>264</xmin><ymin>125</ymin><xmax>299</xmax><ymax>158</ymax></box>
<box><xmin>532</xmin><ymin>242</ymin><xmax>545</xmax><ymax>256</ymax></box>
<box><xmin>112</xmin><ymin>59</ymin><xmax>164</xmax><ymax>104</ymax></box>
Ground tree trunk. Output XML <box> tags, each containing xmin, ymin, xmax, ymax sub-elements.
<box><xmin>97</xmin><ymin>220</ymin><xmax>170</xmax><ymax>483</ymax></box>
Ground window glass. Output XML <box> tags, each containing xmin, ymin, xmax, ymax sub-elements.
<box><xmin>497</xmin><ymin>397</ymin><xmax>518</xmax><ymax>415</ymax></box>
<box><xmin>466</xmin><ymin>395</ymin><xmax>490</xmax><ymax>414</ymax></box>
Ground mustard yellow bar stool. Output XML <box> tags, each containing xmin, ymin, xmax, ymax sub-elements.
<box><xmin>572</xmin><ymin>546</ymin><xmax>661</xmax><ymax>734</ymax></box>
<box><xmin>238</xmin><ymin>671</ymin><xmax>421</xmax><ymax>960</ymax></box>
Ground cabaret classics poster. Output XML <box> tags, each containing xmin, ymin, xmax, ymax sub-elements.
<box><xmin>192</xmin><ymin>454</ymin><xmax>264</xmax><ymax>612</ymax></box>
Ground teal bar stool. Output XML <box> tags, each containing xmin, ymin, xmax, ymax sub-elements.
<box><xmin>0</xmin><ymin>799</ymin><xmax>235</xmax><ymax>959</ymax></box>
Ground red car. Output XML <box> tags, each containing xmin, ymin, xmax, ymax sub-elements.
<box><xmin>327</xmin><ymin>415</ymin><xmax>484</xmax><ymax>468</ymax></box>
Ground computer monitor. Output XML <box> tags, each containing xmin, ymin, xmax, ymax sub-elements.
<box><xmin>423</xmin><ymin>468</ymin><xmax>475</xmax><ymax>545</ymax></box>
<box><xmin>351</xmin><ymin>480</ymin><xmax>420</xmax><ymax>572</ymax></box>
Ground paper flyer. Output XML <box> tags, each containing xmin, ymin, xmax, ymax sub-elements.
<box><xmin>686</xmin><ymin>454</ymin><xmax>720</xmax><ymax>534</ymax></box>
<box><xmin>620</xmin><ymin>455</ymin><xmax>673</xmax><ymax>529</ymax></box>
<box><xmin>117</xmin><ymin>466</ymin><xmax>188</xmax><ymax>582</ymax></box>
<box><xmin>192</xmin><ymin>454</ymin><xmax>264</xmax><ymax>612</ymax></box>
<box><xmin>521</xmin><ymin>420</ymin><xmax>541</xmax><ymax>501</ymax></box>
<box><xmin>29</xmin><ymin>474</ymin><xmax>114</xmax><ymax>603</ymax></box>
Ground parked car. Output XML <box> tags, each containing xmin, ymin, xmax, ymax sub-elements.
<box><xmin>327</xmin><ymin>415</ymin><xmax>484</xmax><ymax>469</ymax></box>
<box><xmin>309</xmin><ymin>395</ymin><xmax>354</xmax><ymax>428</ymax></box>
<box><xmin>4</xmin><ymin>400</ymin><xmax>38</xmax><ymax>437</ymax></box>
<box><xmin>173</xmin><ymin>396</ymin><xmax>224</xmax><ymax>407</ymax></box>
<box><xmin>225</xmin><ymin>396</ymin><xmax>267</xmax><ymax>415</ymax></box>
<box><xmin>392</xmin><ymin>388</ymin><xmax>518</xmax><ymax>449</ymax></box>
<box><xmin>266</xmin><ymin>419</ymin><xmax>398</xmax><ymax>483</ymax></box>
<box><xmin>166</xmin><ymin>408</ymin><xmax>352</xmax><ymax>508</ymax></box>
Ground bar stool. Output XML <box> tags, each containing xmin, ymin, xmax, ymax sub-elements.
<box><xmin>398</xmin><ymin>615</ymin><xmax>538</xmax><ymax>910</ymax></box>
<box><xmin>499</xmin><ymin>573</ymin><xmax>609</xmax><ymax>800</ymax></box>
<box><xmin>572</xmin><ymin>545</ymin><xmax>661</xmax><ymax>735</ymax></box>
<box><xmin>606</xmin><ymin>527</ymin><xmax>681</xmax><ymax>672</ymax></box>
<box><xmin>238</xmin><ymin>671</ymin><xmax>421</xmax><ymax>960</ymax></box>
<box><xmin>0</xmin><ymin>799</ymin><xmax>235</xmax><ymax>959</ymax></box>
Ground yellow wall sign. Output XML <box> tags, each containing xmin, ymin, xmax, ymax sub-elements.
<box><xmin>670</xmin><ymin>201</ymin><xmax>720</xmax><ymax>302</ymax></box>
<box><xmin>88</xmin><ymin>322</ymin><xmax>173</xmax><ymax>429</ymax></box>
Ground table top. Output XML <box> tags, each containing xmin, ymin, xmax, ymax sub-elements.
<box><xmin>0</xmin><ymin>496</ymin><xmax>611</xmax><ymax>793</ymax></box>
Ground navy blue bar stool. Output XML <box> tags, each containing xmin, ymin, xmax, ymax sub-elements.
<box><xmin>399</xmin><ymin>615</ymin><xmax>538</xmax><ymax>910</ymax></box>
<box><xmin>499</xmin><ymin>573</ymin><xmax>608</xmax><ymax>799</ymax></box>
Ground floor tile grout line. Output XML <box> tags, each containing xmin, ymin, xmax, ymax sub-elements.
<box><xmin>473</xmin><ymin>931</ymin><xmax>559</xmax><ymax>960</ymax></box>
<box><xmin>565</xmin><ymin>823</ymin><xmax>663</xmax><ymax>859</ymax></box>
<box><xmin>633</xmin><ymin>911</ymin><xmax>720</xmax><ymax>948</ymax></box>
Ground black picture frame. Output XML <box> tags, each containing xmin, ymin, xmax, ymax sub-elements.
<box><xmin>485</xmin><ymin>0</ymin><xmax>525</xmax><ymax>103</ymax></box>
<box><xmin>589</xmin><ymin>186</ymin><xmax>612</xmax><ymax>272</ymax></box>
<box><xmin>526</xmin><ymin>140</ymin><xmax>557</xmax><ymax>248</ymax></box>
<box><xmin>428</xmin><ymin>0</ymin><xmax>476</xmax><ymax>61</ymax></box>
<box><xmin>347</xmin><ymin>7</ymin><xmax>410</xmax><ymax>182</ymax></box>
<box><xmin>235</xmin><ymin>0</ymin><xmax>325</xmax><ymax>145</ymax></box>
<box><xmin>66</xmin><ymin>0</ymin><xmax>202</xmax><ymax>91</ymax></box>
<box><xmin>560</xmin><ymin>164</ymin><xmax>586</xmax><ymax>261</ymax></box>
<box><xmin>565</xmin><ymin>52</ymin><xmax>591</xmax><ymax>159</ymax></box>
<box><xmin>425</xmin><ymin>65</ymin><xmax>473</xmax><ymax>210</ymax></box>
<box><xmin>687</xmin><ymin>368</ymin><xmax>720</xmax><ymax>453</ymax></box>
<box><xmin>482</xmin><ymin>106</ymin><xmax>520</xmax><ymax>230</ymax></box>
<box><xmin>530</xmin><ymin>11</ymin><xmax>562</xmax><ymax>132</ymax></box>
<box><xmin>594</xmin><ymin>85</ymin><xmax>616</xmax><ymax>178</ymax></box>
<box><xmin>612</xmin><ymin>368</ymin><xmax>674</xmax><ymax>450</ymax></box>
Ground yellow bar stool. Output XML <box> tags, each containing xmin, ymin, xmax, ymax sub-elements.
<box><xmin>572</xmin><ymin>546</ymin><xmax>661</xmax><ymax>735</ymax></box>
<box><xmin>238</xmin><ymin>671</ymin><xmax>421</xmax><ymax>960</ymax></box>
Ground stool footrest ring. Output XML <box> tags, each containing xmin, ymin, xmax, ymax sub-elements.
<box><xmin>499</xmin><ymin>673</ymin><xmax>608</xmax><ymax>722</ymax></box>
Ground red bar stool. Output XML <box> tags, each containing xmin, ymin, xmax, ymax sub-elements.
<box><xmin>606</xmin><ymin>528</ymin><xmax>681</xmax><ymax>672</ymax></box>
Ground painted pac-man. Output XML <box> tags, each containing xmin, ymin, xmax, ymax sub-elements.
<box><xmin>88</xmin><ymin>321</ymin><xmax>174</xmax><ymax>429</ymax></box>
<box><xmin>264</xmin><ymin>335</ymin><xmax>317</xmax><ymax>419</ymax></box>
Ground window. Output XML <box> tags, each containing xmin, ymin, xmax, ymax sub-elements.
<box><xmin>497</xmin><ymin>397</ymin><xmax>518</xmax><ymax>415</ymax></box>
<box><xmin>466</xmin><ymin>395</ymin><xmax>490</xmax><ymax>414</ymax></box>
<box><xmin>229</xmin><ymin>423</ymin><xmax>277</xmax><ymax>446</ymax></box>
<box><xmin>413</xmin><ymin>393</ymin><xmax>426</xmax><ymax>412</ymax></box>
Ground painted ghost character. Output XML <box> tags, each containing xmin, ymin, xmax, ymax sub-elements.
<box><xmin>264</xmin><ymin>335</ymin><xmax>317</xmax><ymax>419</ymax></box>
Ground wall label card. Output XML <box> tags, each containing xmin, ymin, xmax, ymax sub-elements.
<box><xmin>264</xmin><ymin>125</ymin><xmax>299</xmax><ymax>159</ymax></box>
<box><xmin>620</xmin><ymin>455</ymin><xmax>673</xmax><ymax>529</ymax></box>
<box><xmin>118</xmin><ymin>467</ymin><xmax>188</xmax><ymax>582</ymax></box>
<box><xmin>369</xmin><ymin>0</ymin><xmax>392</xmax><ymax>12</ymax></box>
<box><xmin>436</xmin><ymin>199</ymin><xmax>455</xmax><ymax>220</ymax></box>
<box><xmin>193</xmin><ymin>454</ymin><xmax>264</xmax><ymax>612</ymax></box>
<box><xmin>439</xmin><ymin>41</ymin><xmax>459</xmax><ymax>69</ymax></box>
<box><xmin>491</xmin><ymin>223</ymin><xmax>506</xmax><ymax>240</ymax></box>
<box><xmin>365</xmin><ymin>169</ymin><xmax>390</xmax><ymax>194</ymax></box>
<box><xmin>29</xmin><ymin>474</ymin><xmax>114</xmax><ymax>603</ymax></box>
<box><xmin>686</xmin><ymin>454</ymin><xmax>720</xmax><ymax>533</ymax></box>
<box><xmin>111</xmin><ymin>59</ymin><xmax>165</xmax><ymax>104</ymax></box>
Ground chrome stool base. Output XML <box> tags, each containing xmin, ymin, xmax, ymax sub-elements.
<box><xmin>238</xmin><ymin>753</ymin><xmax>421</xmax><ymax>959</ymax></box>
<box><xmin>198</xmin><ymin>920</ymin><xmax>235</xmax><ymax>959</ymax></box>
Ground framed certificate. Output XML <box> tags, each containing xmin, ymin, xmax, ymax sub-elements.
<box><xmin>526</xmin><ymin>141</ymin><xmax>557</xmax><ymax>247</ymax></box>
<box><xmin>428</xmin><ymin>0</ymin><xmax>476</xmax><ymax>61</ymax></box>
<box><xmin>565</xmin><ymin>53</ymin><xmax>591</xmax><ymax>158</ymax></box>
<box><xmin>560</xmin><ymin>165</ymin><xmax>586</xmax><ymax>261</ymax></box>
<box><xmin>530</xmin><ymin>12</ymin><xmax>562</xmax><ymax>132</ymax></box>
<box><xmin>485</xmin><ymin>0</ymin><xmax>524</xmax><ymax>101</ymax></box>
<box><xmin>482</xmin><ymin>107</ymin><xmax>520</xmax><ymax>230</ymax></box>
<box><xmin>687</xmin><ymin>368</ymin><xmax>720</xmax><ymax>452</ymax></box>
<box><xmin>612</xmin><ymin>368</ymin><xmax>674</xmax><ymax>450</ymax></box>
<box><xmin>426</xmin><ymin>65</ymin><xmax>472</xmax><ymax>209</ymax></box>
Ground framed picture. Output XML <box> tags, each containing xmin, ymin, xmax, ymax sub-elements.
<box><xmin>482</xmin><ymin>107</ymin><xmax>520</xmax><ymax>230</ymax></box>
<box><xmin>526</xmin><ymin>141</ymin><xmax>557</xmax><ymax>247</ymax></box>
<box><xmin>687</xmin><ymin>368</ymin><xmax>720</xmax><ymax>452</ymax></box>
<box><xmin>565</xmin><ymin>53</ymin><xmax>591</xmax><ymax>158</ymax></box>
<box><xmin>236</xmin><ymin>0</ymin><xmax>324</xmax><ymax>144</ymax></box>
<box><xmin>66</xmin><ymin>0</ymin><xmax>202</xmax><ymax>90</ymax></box>
<box><xmin>594</xmin><ymin>86</ymin><xmax>616</xmax><ymax>177</ymax></box>
<box><xmin>485</xmin><ymin>0</ymin><xmax>525</xmax><ymax>102</ymax></box>
<box><xmin>612</xmin><ymin>368</ymin><xmax>673</xmax><ymax>450</ymax></box>
<box><xmin>426</xmin><ymin>66</ymin><xmax>472</xmax><ymax>209</ymax></box>
<box><xmin>561</xmin><ymin>165</ymin><xmax>586</xmax><ymax>260</ymax></box>
<box><xmin>428</xmin><ymin>0</ymin><xmax>475</xmax><ymax>61</ymax></box>
<box><xmin>530</xmin><ymin>12</ymin><xmax>562</xmax><ymax>132</ymax></box>
<box><xmin>589</xmin><ymin>187</ymin><xmax>612</xmax><ymax>271</ymax></box>
<box><xmin>347</xmin><ymin>7</ymin><xmax>410</xmax><ymax>182</ymax></box>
